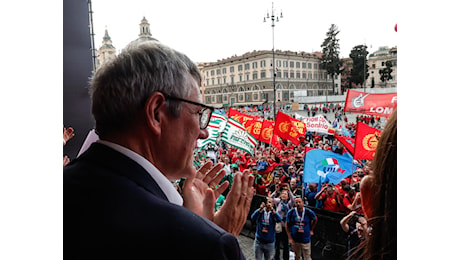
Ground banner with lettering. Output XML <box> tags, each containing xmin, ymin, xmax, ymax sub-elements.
<box><xmin>301</xmin><ymin>115</ymin><xmax>334</xmax><ymax>135</ymax></box>
<box><xmin>221</xmin><ymin>117</ymin><xmax>257</xmax><ymax>156</ymax></box>
<box><xmin>344</xmin><ymin>89</ymin><xmax>397</xmax><ymax>118</ymax></box>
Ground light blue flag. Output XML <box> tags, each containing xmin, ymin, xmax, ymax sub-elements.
<box><xmin>303</xmin><ymin>148</ymin><xmax>354</xmax><ymax>185</ymax></box>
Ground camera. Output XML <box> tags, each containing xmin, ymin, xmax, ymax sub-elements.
<box><xmin>352</xmin><ymin>183</ymin><xmax>360</xmax><ymax>192</ymax></box>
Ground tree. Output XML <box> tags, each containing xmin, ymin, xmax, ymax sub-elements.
<box><xmin>349</xmin><ymin>45</ymin><xmax>369</xmax><ymax>88</ymax></box>
<box><xmin>321</xmin><ymin>24</ymin><xmax>343</xmax><ymax>95</ymax></box>
<box><xmin>379</xmin><ymin>60</ymin><xmax>393</xmax><ymax>87</ymax></box>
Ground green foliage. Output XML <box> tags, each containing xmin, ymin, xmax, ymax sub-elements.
<box><xmin>379</xmin><ymin>60</ymin><xmax>393</xmax><ymax>87</ymax></box>
<box><xmin>320</xmin><ymin>24</ymin><xmax>342</xmax><ymax>94</ymax></box>
<box><xmin>349</xmin><ymin>44</ymin><xmax>369</xmax><ymax>87</ymax></box>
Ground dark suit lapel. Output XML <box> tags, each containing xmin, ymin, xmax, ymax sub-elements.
<box><xmin>79</xmin><ymin>143</ymin><xmax>169</xmax><ymax>202</ymax></box>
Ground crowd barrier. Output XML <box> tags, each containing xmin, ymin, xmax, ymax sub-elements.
<box><xmin>246</xmin><ymin>194</ymin><xmax>348</xmax><ymax>259</ymax></box>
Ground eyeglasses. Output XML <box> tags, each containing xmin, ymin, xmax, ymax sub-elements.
<box><xmin>163</xmin><ymin>94</ymin><xmax>214</xmax><ymax>129</ymax></box>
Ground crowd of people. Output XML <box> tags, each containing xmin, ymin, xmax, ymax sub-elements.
<box><xmin>63</xmin><ymin>39</ymin><xmax>396</xmax><ymax>260</ymax></box>
<box><xmin>187</xmin><ymin>108</ymin><xmax>390</xmax><ymax>259</ymax></box>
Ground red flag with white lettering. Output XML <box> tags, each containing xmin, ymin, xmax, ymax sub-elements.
<box><xmin>344</xmin><ymin>89</ymin><xmax>397</xmax><ymax>118</ymax></box>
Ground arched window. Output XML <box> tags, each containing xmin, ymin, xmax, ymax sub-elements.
<box><xmin>238</xmin><ymin>87</ymin><xmax>245</xmax><ymax>92</ymax></box>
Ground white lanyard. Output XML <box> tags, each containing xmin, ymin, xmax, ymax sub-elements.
<box><xmin>295</xmin><ymin>207</ymin><xmax>305</xmax><ymax>224</ymax></box>
<box><xmin>263</xmin><ymin>210</ymin><xmax>271</xmax><ymax>224</ymax></box>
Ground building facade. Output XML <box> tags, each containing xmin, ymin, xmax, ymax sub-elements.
<box><xmin>96</xmin><ymin>28</ymin><xmax>117</xmax><ymax>69</ymax></box>
<box><xmin>366</xmin><ymin>46</ymin><xmax>397</xmax><ymax>88</ymax></box>
<box><xmin>200</xmin><ymin>50</ymin><xmax>341</xmax><ymax>108</ymax></box>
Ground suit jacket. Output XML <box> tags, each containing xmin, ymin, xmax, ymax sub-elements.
<box><xmin>64</xmin><ymin>143</ymin><xmax>245</xmax><ymax>259</ymax></box>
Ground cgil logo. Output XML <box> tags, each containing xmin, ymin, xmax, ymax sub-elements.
<box><xmin>316</xmin><ymin>158</ymin><xmax>346</xmax><ymax>178</ymax></box>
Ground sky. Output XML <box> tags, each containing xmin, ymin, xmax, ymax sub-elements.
<box><xmin>91</xmin><ymin>0</ymin><xmax>398</xmax><ymax>63</ymax></box>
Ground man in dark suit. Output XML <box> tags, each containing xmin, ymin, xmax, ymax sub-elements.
<box><xmin>64</xmin><ymin>40</ymin><xmax>254</xmax><ymax>259</ymax></box>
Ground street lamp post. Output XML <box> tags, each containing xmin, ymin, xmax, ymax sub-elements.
<box><xmin>264</xmin><ymin>2</ymin><xmax>282</xmax><ymax>120</ymax></box>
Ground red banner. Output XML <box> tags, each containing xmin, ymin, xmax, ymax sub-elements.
<box><xmin>259</xmin><ymin>120</ymin><xmax>282</xmax><ymax>149</ymax></box>
<box><xmin>344</xmin><ymin>89</ymin><xmax>397</xmax><ymax>118</ymax></box>
<box><xmin>354</xmin><ymin>122</ymin><xmax>381</xmax><ymax>160</ymax></box>
<box><xmin>273</xmin><ymin>111</ymin><xmax>306</xmax><ymax>146</ymax></box>
<box><xmin>334</xmin><ymin>134</ymin><xmax>355</xmax><ymax>155</ymax></box>
<box><xmin>228</xmin><ymin>108</ymin><xmax>255</xmax><ymax>127</ymax></box>
<box><xmin>245</xmin><ymin>118</ymin><xmax>263</xmax><ymax>140</ymax></box>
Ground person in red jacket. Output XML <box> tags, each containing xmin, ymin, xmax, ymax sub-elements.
<box><xmin>314</xmin><ymin>183</ymin><xmax>341</xmax><ymax>212</ymax></box>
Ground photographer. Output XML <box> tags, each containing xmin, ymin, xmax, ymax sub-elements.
<box><xmin>251</xmin><ymin>198</ymin><xmax>283</xmax><ymax>260</ymax></box>
<box><xmin>342</xmin><ymin>183</ymin><xmax>363</xmax><ymax>214</ymax></box>
<box><xmin>340</xmin><ymin>211</ymin><xmax>368</xmax><ymax>258</ymax></box>
<box><xmin>314</xmin><ymin>183</ymin><xmax>341</xmax><ymax>212</ymax></box>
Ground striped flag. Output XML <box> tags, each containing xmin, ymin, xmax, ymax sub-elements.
<box><xmin>197</xmin><ymin>110</ymin><xmax>227</xmax><ymax>150</ymax></box>
<box><xmin>221</xmin><ymin>117</ymin><xmax>257</xmax><ymax>156</ymax></box>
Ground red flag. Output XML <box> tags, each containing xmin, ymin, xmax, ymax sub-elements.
<box><xmin>344</xmin><ymin>89</ymin><xmax>397</xmax><ymax>118</ymax></box>
<box><xmin>273</xmin><ymin>111</ymin><xmax>306</xmax><ymax>146</ymax></box>
<box><xmin>245</xmin><ymin>118</ymin><xmax>263</xmax><ymax>140</ymax></box>
<box><xmin>334</xmin><ymin>133</ymin><xmax>355</xmax><ymax>155</ymax></box>
<box><xmin>259</xmin><ymin>120</ymin><xmax>282</xmax><ymax>149</ymax></box>
<box><xmin>228</xmin><ymin>108</ymin><xmax>255</xmax><ymax>127</ymax></box>
<box><xmin>354</xmin><ymin>122</ymin><xmax>381</xmax><ymax>160</ymax></box>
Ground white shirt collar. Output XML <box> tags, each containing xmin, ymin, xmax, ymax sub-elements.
<box><xmin>97</xmin><ymin>140</ymin><xmax>183</xmax><ymax>206</ymax></box>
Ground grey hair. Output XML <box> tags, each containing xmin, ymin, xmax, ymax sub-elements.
<box><xmin>89</xmin><ymin>40</ymin><xmax>201</xmax><ymax>137</ymax></box>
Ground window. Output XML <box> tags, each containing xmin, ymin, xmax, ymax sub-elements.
<box><xmin>223</xmin><ymin>77</ymin><xmax>226</xmax><ymax>84</ymax></box>
<box><xmin>302</xmin><ymin>62</ymin><xmax>306</xmax><ymax>69</ymax></box>
<box><xmin>206</xmin><ymin>71</ymin><xmax>209</xmax><ymax>76</ymax></box>
<box><xmin>218</xmin><ymin>78</ymin><xmax>221</xmax><ymax>84</ymax></box>
<box><xmin>246</xmin><ymin>74</ymin><xmax>250</xmax><ymax>81</ymax></box>
<box><xmin>283</xmin><ymin>61</ymin><xmax>288</xmax><ymax>67</ymax></box>
<box><xmin>296</xmin><ymin>62</ymin><xmax>300</xmax><ymax>68</ymax></box>
<box><xmin>297</xmin><ymin>72</ymin><xmax>301</xmax><ymax>78</ymax></box>
<box><xmin>308</xmin><ymin>63</ymin><xmax>312</xmax><ymax>69</ymax></box>
<box><xmin>211</xmin><ymin>70</ymin><xmax>215</xmax><ymax>76</ymax></box>
<box><xmin>231</xmin><ymin>76</ymin><xmax>234</xmax><ymax>84</ymax></box>
<box><xmin>308</xmin><ymin>72</ymin><xmax>312</xmax><ymax>79</ymax></box>
<box><xmin>302</xmin><ymin>72</ymin><xmax>306</xmax><ymax>79</ymax></box>
<box><xmin>276</xmin><ymin>60</ymin><xmax>281</xmax><ymax>67</ymax></box>
<box><xmin>260</xmin><ymin>60</ymin><xmax>266</xmax><ymax>67</ymax></box>
<box><xmin>261</xmin><ymin>71</ymin><xmax>266</xmax><ymax>78</ymax></box>
<box><xmin>253</xmin><ymin>93</ymin><xmax>258</xmax><ymax>100</ymax></box>
<box><xmin>239</xmin><ymin>94</ymin><xmax>244</xmax><ymax>101</ymax></box>
<box><xmin>217</xmin><ymin>96</ymin><xmax>222</xmax><ymax>103</ymax></box>
<box><xmin>216</xmin><ymin>69</ymin><xmax>221</xmax><ymax>75</ymax></box>
<box><xmin>230</xmin><ymin>66</ymin><xmax>234</xmax><ymax>73</ymax></box>
<box><xmin>239</xmin><ymin>75</ymin><xmax>242</xmax><ymax>82</ymax></box>
<box><xmin>314</xmin><ymin>72</ymin><xmax>317</xmax><ymax>79</ymax></box>
<box><xmin>222</xmin><ymin>68</ymin><xmax>227</xmax><ymax>74</ymax></box>
<box><xmin>206</xmin><ymin>79</ymin><xmax>209</xmax><ymax>86</ymax></box>
<box><xmin>212</xmin><ymin>79</ymin><xmax>215</xmax><ymax>85</ymax></box>
<box><xmin>245</xmin><ymin>63</ymin><xmax>250</xmax><ymax>70</ymax></box>
<box><xmin>284</xmin><ymin>71</ymin><xmax>288</xmax><ymax>78</ymax></box>
<box><xmin>252</xmin><ymin>62</ymin><xmax>258</xmax><ymax>69</ymax></box>
<box><xmin>314</xmin><ymin>63</ymin><xmax>317</xmax><ymax>69</ymax></box>
<box><xmin>238</xmin><ymin>65</ymin><xmax>243</xmax><ymax>71</ymax></box>
<box><xmin>223</xmin><ymin>95</ymin><xmax>227</xmax><ymax>101</ymax></box>
<box><xmin>290</xmin><ymin>61</ymin><xmax>294</xmax><ymax>68</ymax></box>
<box><xmin>253</xmin><ymin>72</ymin><xmax>258</xmax><ymax>80</ymax></box>
<box><xmin>290</xmin><ymin>71</ymin><xmax>294</xmax><ymax>78</ymax></box>
<box><xmin>206</xmin><ymin>96</ymin><xmax>211</xmax><ymax>103</ymax></box>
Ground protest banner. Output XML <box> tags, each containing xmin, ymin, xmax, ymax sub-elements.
<box><xmin>344</xmin><ymin>89</ymin><xmax>397</xmax><ymax>117</ymax></box>
<box><xmin>228</xmin><ymin>108</ymin><xmax>255</xmax><ymax>127</ymax></box>
<box><xmin>303</xmin><ymin>147</ymin><xmax>354</xmax><ymax>185</ymax></box>
<box><xmin>221</xmin><ymin>117</ymin><xmax>257</xmax><ymax>156</ymax></box>
<box><xmin>273</xmin><ymin>111</ymin><xmax>306</xmax><ymax>146</ymax></box>
<box><xmin>354</xmin><ymin>122</ymin><xmax>381</xmax><ymax>160</ymax></box>
<box><xmin>301</xmin><ymin>115</ymin><xmax>334</xmax><ymax>135</ymax></box>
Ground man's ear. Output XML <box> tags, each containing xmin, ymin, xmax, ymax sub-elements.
<box><xmin>144</xmin><ymin>92</ymin><xmax>166</xmax><ymax>135</ymax></box>
<box><xmin>360</xmin><ymin>175</ymin><xmax>374</xmax><ymax>219</ymax></box>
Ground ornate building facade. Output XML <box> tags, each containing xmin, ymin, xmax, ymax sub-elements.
<box><xmin>200</xmin><ymin>50</ymin><xmax>340</xmax><ymax>108</ymax></box>
<box><xmin>366</xmin><ymin>46</ymin><xmax>397</xmax><ymax>88</ymax></box>
<box><xmin>96</xmin><ymin>28</ymin><xmax>116</xmax><ymax>69</ymax></box>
